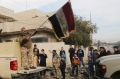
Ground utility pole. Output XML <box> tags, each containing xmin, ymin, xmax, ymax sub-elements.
<box><xmin>26</xmin><ymin>0</ymin><xmax>29</xmax><ymax>10</ymax></box>
<box><xmin>89</xmin><ymin>11</ymin><xmax>93</xmax><ymax>45</ymax></box>
<box><xmin>90</xmin><ymin>11</ymin><xmax>92</xmax><ymax>23</ymax></box>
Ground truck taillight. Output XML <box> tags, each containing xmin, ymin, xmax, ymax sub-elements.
<box><xmin>10</xmin><ymin>60</ymin><xmax>18</xmax><ymax>71</ymax></box>
<box><xmin>100</xmin><ymin>64</ymin><xmax>107</xmax><ymax>76</ymax></box>
<box><xmin>101</xmin><ymin>65</ymin><xmax>106</xmax><ymax>70</ymax></box>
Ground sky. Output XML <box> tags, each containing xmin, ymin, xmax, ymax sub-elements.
<box><xmin>0</xmin><ymin>0</ymin><xmax>120</xmax><ymax>43</ymax></box>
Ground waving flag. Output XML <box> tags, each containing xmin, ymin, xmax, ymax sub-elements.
<box><xmin>49</xmin><ymin>1</ymin><xmax>75</xmax><ymax>39</ymax></box>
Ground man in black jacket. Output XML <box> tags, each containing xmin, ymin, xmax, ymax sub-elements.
<box><xmin>99</xmin><ymin>47</ymin><xmax>107</xmax><ymax>58</ymax></box>
<box><xmin>60</xmin><ymin>47</ymin><xmax>66</xmax><ymax>61</ymax></box>
<box><xmin>77</xmin><ymin>46</ymin><xmax>84</xmax><ymax>67</ymax></box>
<box><xmin>39</xmin><ymin>49</ymin><xmax>47</xmax><ymax>76</ymax></box>
<box><xmin>59</xmin><ymin>57</ymin><xmax>66</xmax><ymax>79</ymax></box>
<box><xmin>113</xmin><ymin>46</ymin><xmax>120</xmax><ymax>54</ymax></box>
<box><xmin>69</xmin><ymin>45</ymin><xmax>75</xmax><ymax>66</ymax></box>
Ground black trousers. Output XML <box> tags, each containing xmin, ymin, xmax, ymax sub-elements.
<box><xmin>39</xmin><ymin>65</ymin><xmax>46</xmax><ymax>76</ymax></box>
<box><xmin>70</xmin><ymin>57</ymin><xmax>73</xmax><ymax>66</ymax></box>
<box><xmin>60</xmin><ymin>68</ymin><xmax>65</xmax><ymax>79</ymax></box>
<box><xmin>72</xmin><ymin>65</ymin><xmax>78</xmax><ymax>76</ymax></box>
<box><xmin>40</xmin><ymin>69</ymin><xmax>46</xmax><ymax>76</ymax></box>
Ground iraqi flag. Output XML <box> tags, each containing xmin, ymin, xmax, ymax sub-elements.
<box><xmin>49</xmin><ymin>2</ymin><xmax>75</xmax><ymax>39</ymax></box>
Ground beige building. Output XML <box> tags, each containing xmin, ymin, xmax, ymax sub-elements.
<box><xmin>0</xmin><ymin>6</ymin><xmax>58</xmax><ymax>43</ymax></box>
<box><xmin>0</xmin><ymin>6</ymin><xmax>15</xmax><ymax>23</ymax></box>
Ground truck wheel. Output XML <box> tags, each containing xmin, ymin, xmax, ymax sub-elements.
<box><xmin>111</xmin><ymin>72</ymin><xmax>120</xmax><ymax>79</ymax></box>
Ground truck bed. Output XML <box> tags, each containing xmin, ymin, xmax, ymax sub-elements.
<box><xmin>17</xmin><ymin>67</ymin><xmax>46</xmax><ymax>75</ymax></box>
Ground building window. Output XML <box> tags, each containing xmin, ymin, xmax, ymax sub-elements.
<box><xmin>5</xmin><ymin>40</ymin><xmax>12</xmax><ymax>42</ymax></box>
<box><xmin>32</xmin><ymin>37</ymin><xmax>48</xmax><ymax>43</ymax></box>
<box><xmin>0</xmin><ymin>38</ymin><xmax>2</xmax><ymax>42</ymax></box>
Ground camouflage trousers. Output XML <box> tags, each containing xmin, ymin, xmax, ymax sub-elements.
<box><xmin>53</xmin><ymin>64</ymin><xmax>61</xmax><ymax>78</ymax></box>
<box><xmin>33</xmin><ymin>56</ymin><xmax>38</xmax><ymax>67</ymax></box>
<box><xmin>21</xmin><ymin>47</ymin><xmax>33</xmax><ymax>69</ymax></box>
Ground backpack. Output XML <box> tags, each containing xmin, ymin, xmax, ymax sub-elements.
<box><xmin>73</xmin><ymin>57</ymin><xmax>80</xmax><ymax>65</ymax></box>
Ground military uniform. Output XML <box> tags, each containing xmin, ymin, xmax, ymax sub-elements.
<box><xmin>19</xmin><ymin>30</ymin><xmax>33</xmax><ymax>69</ymax></box>
<box><xmin>28</xmin><ymin>49</ymin><xmax>33</xmax><ymax>67</ymax></box>
<box><xmin>52</xmin><ymin>53</ymin><xmax>61</xmax><ymax>78</ymax></box>
<box><xmin>21</xmin><ymin>47</ymin><xmax>29</xmax><ymax>69</ymax></box>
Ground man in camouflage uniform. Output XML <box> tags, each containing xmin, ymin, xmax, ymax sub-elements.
<box><xmin>20</xmin><ymin>27</ymin><xmax>34</xmax><ymax>70</ymax></box>
<box><xmin>52</xmin><ymin>50</ymin><xmax>61</xmax><ymax>79</ymax></box>
<box><xmin>20</xmin><ymin>39</ymin><xmax>31</xmax><ymax>69</ymax></box>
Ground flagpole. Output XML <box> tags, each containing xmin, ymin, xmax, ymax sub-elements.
<box><xmin>38</xmin><ymin>15</ymin><xmax>49</xmax><ymax>29</ymax></box>
<box><xmin>32</xmin><ymin>15</ymin><xmax>49</xmax><ymax>36</ymax></box>
<box><xmin>68</xmin><ymin>0</ymin><xmax>71</xmax><ymax>3</ymax></box>
<box><xmin>68</xmin><ymin>0</ymin><xmax>72</xmax><ymax>6</ymax></box>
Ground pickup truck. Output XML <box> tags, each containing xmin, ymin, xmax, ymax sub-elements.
<box><xmin>95</xmin><ymin>54</ymin><xmax>120</xmax><ymax>79</ymax></box>
<box><xmin>0</xmin><ymin>42</ymin><xmax>46</xmax><ymax>79</ymax></box>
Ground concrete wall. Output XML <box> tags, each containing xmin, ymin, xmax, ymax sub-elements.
<box><xmin>32</xmin><ymin>42</ymin><xmax>71</xmax><ymax>67</ymax></box>
<box><xmin>32</xmin><ymin>42</ymin><xmax>90</xmax><ymax>67</ymax></box>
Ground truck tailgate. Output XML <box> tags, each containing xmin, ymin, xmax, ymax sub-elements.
<box><xmin>18</xmin><ymin>67</ymin><xmax>46</xmax><ymax>74</ymax></box>
<box><xmin>0</xmin><ymin>57</ymin><xmax>17</xmax><ymax>78</ymax></box>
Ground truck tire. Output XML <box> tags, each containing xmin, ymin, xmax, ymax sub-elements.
<box><xmin>36</xmin><ymin>72</ymin><xmax>41</xmax><ymax>79</ymax></box>
<box><xmin>111</xmin><ymin>71</ymin><xmax>120</xmax><ymax>79</ymax></box>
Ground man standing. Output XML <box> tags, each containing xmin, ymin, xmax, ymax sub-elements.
<box><xmin>20</xmin><ymin>27</ymin><xmax>34</xmax><ymax>70</ymax></box>
<box><xmin>113</xmin><ymin>46</ymin><xmax>120</xmax><ymax>54</ymax></box>
<box><xmin>59</xmin><ymin>57</ymin><xmax>66</xmax><ymax>79</ymax></box>
<box><xmin>69</xmin><ymin>45</ymin><xmax>75</xmax><ymax>66</ymax></box>
<box><xmin>77</xmin><ymin>46</ymin><xmax>84</xmax><ymax>67</ymax></box>
<box><xmin>21</xmin><ymin>39</ymin><xmax>31</xmax><ymax>70</ymax></box>
<box><xmin>72</xmin><ymin>54</ymin><xmax>80</xmax><ymax>76</ymax></box>
<box><xmin>33</xmin><ymin>44</ymin><xmax>40</xmax><ymax>67</ymax></box>
<box><xmin>88</xmin><ymin>47</ymin><xmax>94</xmax><ymax>77</ymax></box>
<box><xmin>39</xmin><ymin>49</ymin><xmax>47</xmax><ymax>76</ymax></box>
<box><xmin>52</xmin><ymin>50</ymin><xmax>60</xmax><ymax>79</ymax></box>
<box><xmin>60</xmin><ymin>47</ymin><xmax>66</xmax><ymax>61</ymax></box>
<box><xmin>39</xmin><ymin>49</ymin><xmax>47</xmax><ymax>66</ymax></box>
